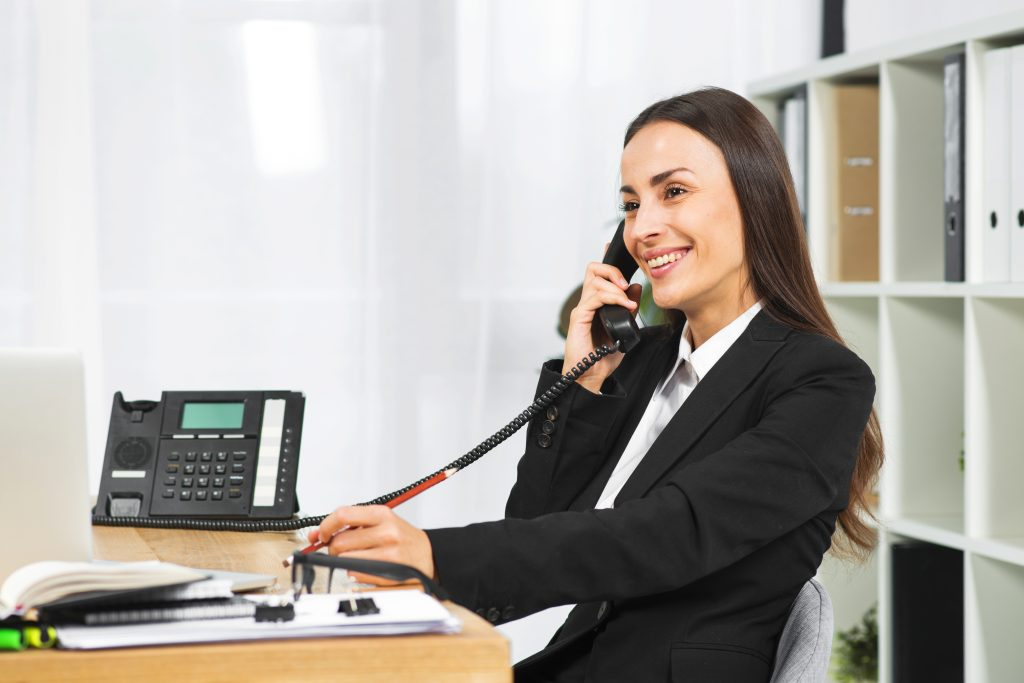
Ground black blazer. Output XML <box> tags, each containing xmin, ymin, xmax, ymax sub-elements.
<box><xmin>426</xmin><ymin>310</ymin><xmax>875</xmax><ymax>682</ymax></box>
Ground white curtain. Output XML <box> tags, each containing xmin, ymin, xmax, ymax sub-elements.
<box><xmin>3</xmin><ymin>0</ymin><xmax>831</xmax><ymax>661</ymax></box>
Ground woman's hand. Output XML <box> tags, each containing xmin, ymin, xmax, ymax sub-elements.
<box><xmin>561</xmin><ymin>260</ymin><xmax>642</xmax><ymax>393</ymax></box>
<box><xmin>309</xmin><ymin>505</ymin><xmax>435</xmax><ymax>584</ymax></box>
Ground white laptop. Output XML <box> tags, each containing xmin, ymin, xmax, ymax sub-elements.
<box><xmin>0</xmin><ymin>349</ymin><xmax>93</xmax><ymax>583</ymax></box>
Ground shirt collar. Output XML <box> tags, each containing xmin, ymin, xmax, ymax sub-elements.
<box><xmin>673</xmin><ymin>300</ymin><xmax>764</xmax><ymax>383</ymax></box>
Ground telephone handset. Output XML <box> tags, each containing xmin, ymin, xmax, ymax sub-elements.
<box><xmin>596</xmin><ymin>219</ymin><xmax>642</xmax><ymax>353</ymax></box>
<box><xmin>92</xmin><ymin>222</ymin><xmax>641</xmax><ymax>533</ymax></box>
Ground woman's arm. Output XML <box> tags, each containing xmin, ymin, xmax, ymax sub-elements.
<box><xmin>427</xmin><ymin>337</ymin><xmax>875</xmax><ymax>620</ymax></box>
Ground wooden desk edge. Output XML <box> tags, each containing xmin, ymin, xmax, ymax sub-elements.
<box><xmin>1</xmin><ymin>527</ymin><xmax>512</xmax><ymax>682</ymax></box>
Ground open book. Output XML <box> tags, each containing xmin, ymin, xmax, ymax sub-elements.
<box><xmin>0</xmin><ymin>560</ymin><xmax>208</xmax><ymax>619</ymax></box>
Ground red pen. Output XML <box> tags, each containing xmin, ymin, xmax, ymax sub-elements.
<box><xmin>282</xmin><ymin>467</ymin><xmax>458</xmax><ymax>567</ymax></box>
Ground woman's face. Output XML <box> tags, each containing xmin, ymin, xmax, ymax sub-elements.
<box><xmin>619</xmin><ymin>120</ymin><xmax>752</xmax><ymax>316</ymax></box>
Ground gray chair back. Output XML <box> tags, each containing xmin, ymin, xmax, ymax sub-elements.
<box><xmin>769</xmin><ymin>578</ymin><xmax>834</xmax><ymax>683</ymax></box>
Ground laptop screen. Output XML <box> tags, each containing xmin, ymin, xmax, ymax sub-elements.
<box><xmin>0</xmin><ymin>349</ymin><xmax>93</xmax><ymax>582</ymax></box>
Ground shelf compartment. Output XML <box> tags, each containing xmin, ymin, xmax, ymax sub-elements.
<box><xmin>879</xmin><ymin>297</ymin><xmax>964</xmax><ymax>522</ymax></box>
<box><xmin>966</xmin><ymin>554</ymin><xmax>1024</xmax><ymax>682</ymax></box>
<box><xmin>825</xmin><ymin>296</ymin><xmax>879</xmax><ymax>379</ymax></box>
<box><xmin>965</xmin><ymin>297</ymin><xmax>1024</xmax><ymax>539</ymax></box>
<box><xmin>879</xmin><ymin>55</ymin><xmax>951</xmax><ymax>283</ymax></box>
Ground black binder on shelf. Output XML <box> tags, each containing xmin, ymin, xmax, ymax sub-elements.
<box><xmin>944</xmin><ymin>52</ymin><xmax>966</xmax><ymax>282</ymax></box>
<box><xmin>891</xmin><ymin>541</ymin><xmax>963</xmax><ymax>682</ymax></box>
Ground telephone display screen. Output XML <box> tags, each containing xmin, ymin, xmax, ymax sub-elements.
<box><xmin>180</xmin><ymin>402</ymin><xmax>245</xmax><ymax>429</ymax></box>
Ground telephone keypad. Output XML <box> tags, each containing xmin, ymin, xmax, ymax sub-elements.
<box><xmin>152</xmin><ymin>438</ymin><xmax>260</xmax><ymax>517</ymax></box>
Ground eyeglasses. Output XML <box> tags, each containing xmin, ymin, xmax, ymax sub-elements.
<box><xmin>288</xmin><ymin>552</ymin><xmax>448</xmax><ymax>602</ymax></box>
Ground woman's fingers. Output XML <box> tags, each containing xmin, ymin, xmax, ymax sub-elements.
<box><xmin>316</xmin><ymin>505</ymin><xmax>436</xmax><ymax>580</ymax></box>
<box><xmin>584</xmin><ymin>261</ymin><xmax>629</xmax><ymax>289</ymax></box>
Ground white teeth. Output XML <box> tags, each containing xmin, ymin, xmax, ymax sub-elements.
<box><xmin>646</xmin><ymin>251</ymin><xmax>685</xmax><ymax>269</ymax></box>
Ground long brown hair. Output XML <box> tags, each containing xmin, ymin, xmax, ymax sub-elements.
<box><xmin>624</xmin><ymin>87</ymin><xmax>884</xmax><ymax>559</ymax></box>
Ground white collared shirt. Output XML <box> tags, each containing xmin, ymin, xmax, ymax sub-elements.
<box><xmin>594</xmin><ymin>300</ymin><xmax>764</xmax><ymax>509</ymax></box>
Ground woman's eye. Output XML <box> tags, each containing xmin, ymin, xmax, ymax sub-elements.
<box><xmin>618</xmin><ymin>200</ymin><xmax>640</xmax><ymax>213</ymax></box>
<box><xmin>665</xmin><ymin>186</ymin><xmax>687</xmax><ymax>199</ymax></box>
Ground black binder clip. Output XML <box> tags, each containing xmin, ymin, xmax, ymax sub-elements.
<box><xmin>254</xmin><ymin>602</ymin><xmax>296</xmax><ymax>623</ymax></box>
<box><xmin>338</xmin><ymin>596</ymin><xmax>380</xmax><ymax>617</ymax></box>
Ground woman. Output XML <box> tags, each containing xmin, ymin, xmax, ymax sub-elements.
<box><xmin>310</xmin><ymin>87</ymin><xmax>882</xmax><ymax>682</ymax></box>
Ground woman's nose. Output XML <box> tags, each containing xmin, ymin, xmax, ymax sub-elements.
<box><xmin>629</xmin><ymin>203</ymin><xmax>665</xmax><ymax>242</ymax></box>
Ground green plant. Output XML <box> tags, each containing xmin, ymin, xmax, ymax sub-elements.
<box><xmin>832</xmin><ymin>604</ymin><xmax>878</xmax><ymax>683</ymax></box>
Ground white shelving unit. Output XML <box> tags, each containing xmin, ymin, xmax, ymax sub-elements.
<box><xmin>750</xmin><ymin>10</ymin><xmax>1024</xmax><ymax>683</ymax></box>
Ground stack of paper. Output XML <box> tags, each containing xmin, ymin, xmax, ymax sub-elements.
<box><xmin>55</xmin><ymin>590</ymin><xmax>461</xmax><ymax>649</ymax></box>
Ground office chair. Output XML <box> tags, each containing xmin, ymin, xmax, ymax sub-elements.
<box><xmin>769</xmin><ymin>578</ymin><xmax>834</xmax><ymax>683</ymax></box>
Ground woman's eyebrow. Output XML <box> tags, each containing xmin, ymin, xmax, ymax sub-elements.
<box><xmin>619</xmin><ymin>166</ymin><xmax>694</xmax><ymax>194</ymax></box>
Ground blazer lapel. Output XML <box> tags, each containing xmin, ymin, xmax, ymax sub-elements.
<box><xmin>568</xmin><ymin>325</ymin><xmax>680</xmax><ymax>512</ymax></box>
<box><xmin>613</xmin><ymin>310</ymin><xmax>791</xmax><ymax>505</ymax></box>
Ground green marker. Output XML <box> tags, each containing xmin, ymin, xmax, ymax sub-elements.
<box><xmin>23</xmin><ymin>625</ymin><xmax>55</xmax><ymax>649</ymax></box>
<box><xmin>0</xmin><ymin>628</ymin><xmax>24</xmax><ymax>651</ymax></box>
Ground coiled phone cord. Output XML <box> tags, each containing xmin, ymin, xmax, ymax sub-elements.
<box><xmin>92</xmin><ymin>344</ymin><xmax>618</xmax><ymax>532</ymax></box>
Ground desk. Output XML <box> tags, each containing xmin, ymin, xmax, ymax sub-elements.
<box><xmin>6</xmin><ymin>527</ymin><xmax>511</xmax><ymax>682</ymax></box>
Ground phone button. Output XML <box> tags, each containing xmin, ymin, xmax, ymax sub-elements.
<box><xmin>199</xmin><ymin>464</ymin><xmax>211</xmax><ymax>475</ymax></box>
<box><xmin>229</xmin><ymin>475</ymin><xmax>244</xmax><ymax>486</ymax></box>
<box><xmin>185</xmin><ymin>452</ymin><xmax>197</xmax><ymax>462</ymax></box>
<box><xmin>231</xmin><ymin>463</ymin><xmax>245</xmax><ymax>474</ymax></box>
<box><xmin>232</xmin><ymin>451</ymin><xmax>248</xmax><ymax>461</ymax></box>
<box><xmin>215</xmin><ymin>464</ymin><xmax>227</xmax><ymax>475</ymax></box>
<box><xmin>181</xmin><ymin>477</ymin><xmax>194</xmax><ymax>488</ymax></box>
<box><xmin>162</xmin><ymin>488</ymin><xmax>174</xmax><ymax>498</ymax></box>
<box><xmin>212</xmin><ymin>490</ymin><xmax>224</xmax><ymax>501</ymax></box>
<box><xmin>213</xmin><ymin>477</ymin><xmax>225</xmax><ymax>487</ymax></box>
<box><xmin>164</xmin><ymin>476</ymin><xmax>177</xmax><ymax>486</ymax></box>
<box><xmin>197</xmin><ymin>477</ymin><xmax>210</xmax><ymax>488</ymax></box>
<box><xmin>180</xmin><ymin>490</ymin><xmax>192</xmax><ymax>501</ymax></box>
<box><xmin>184</xmin><ymin>464</ymin><xmax>196</xmax><ymax>475</ymax></box>
<box><xmin>165</xmin><ymin>464</ymin><xmax>180</xmax><ymax>474</ymax></box>
<box><xmin>201</xmin><ymin>452</ymin><xmax>213</xmax><ymax>462</ymax></box>
<box><xmin>216</xmin><ymin>452</ymin><xmax>228</xmax><ymax>462</ymax></box>
<box><xmin>167</xmin><ymin>451</ymin><xmax>181</xmax><ymax>461</ymax></box>
<box><xmin>228</xmin><ymin>488</ymin><xmax>242</xmax><ymax>498</ymax></box>
<box><xmin>196</xmin><ymin>490</ymin><xmax>208</xmax><ymax>501</ymax></box>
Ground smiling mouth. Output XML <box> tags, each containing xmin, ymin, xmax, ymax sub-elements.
<box><xmin>646</xmin><ymin>248</ymin><xmax>690</xmax><ymax>271</ymax></box>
